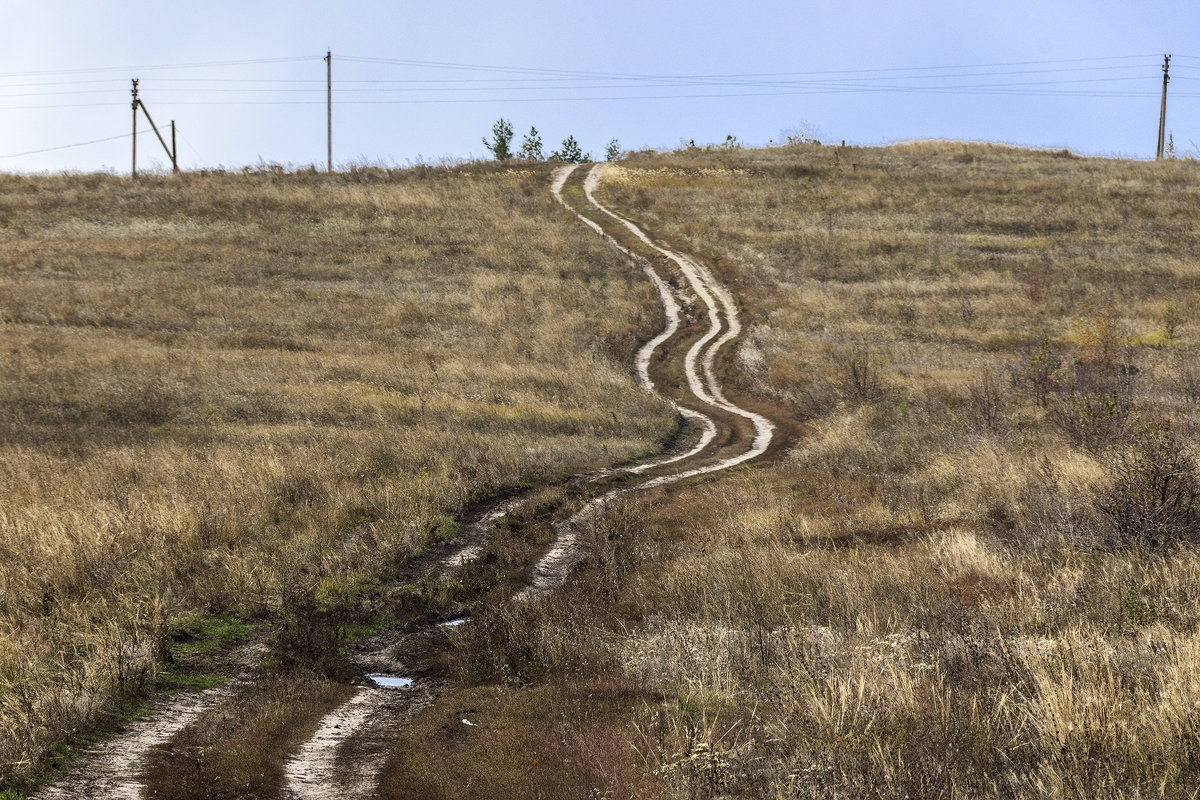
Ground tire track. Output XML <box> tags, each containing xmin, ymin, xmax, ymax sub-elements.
<box><xmin>31</xmin><ymin>646</ymin><xmax>263</xmax><ymax>800</ymax></box>
<box><xmin>516</xmin><ymin>163</ymin><xmax>775</xmax><ymax>599</ymax></box>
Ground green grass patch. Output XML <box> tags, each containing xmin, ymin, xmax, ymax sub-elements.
<box><xmin>170</xmin><ymin>612</ymin><xmax>257</xmax><ymax>655</ymax></box>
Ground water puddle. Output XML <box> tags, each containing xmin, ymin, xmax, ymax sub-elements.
<box><xmin>439</xmin><ymin>617</ymin><xmax>468</xmax><ymax>628</ymax></box>
<box><xmin>366</xmin><ymin>674</ymin><xmax>414</xmax><ymax>688</ymax></box>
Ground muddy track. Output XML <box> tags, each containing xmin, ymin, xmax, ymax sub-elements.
<box><xmin>31</xmin><ymin>645</ymin><xmax>264</xmax><ymax>800</ymax></box>
<box><xmin>35</xmin><ymin>163</ymin><xmax>775</xmax><ymax>800</ymax></box>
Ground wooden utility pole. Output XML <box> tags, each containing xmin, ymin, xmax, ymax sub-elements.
<box><xmin>1157</xmin><ymin>54</ymin><xmax>1171</xmax><ymax>160</ymax></box>
<box><xmin>131</xmin><ymin>79</ymin><xmax>139</xmax><ymax>178</ymax></box>
<box><xmin>325</xmin><ymin>50</ymin><xmax>332</xmax><ymax>172</ymax></box>
<box><xmin>137</xmin><ymin>99</ymin><xmax>177</xmax><ymax>173</ymax></box>
<box><xmin>130</xmin><ymin>81</ymin><xmax>180</xmax><ymax>174</ymax></box>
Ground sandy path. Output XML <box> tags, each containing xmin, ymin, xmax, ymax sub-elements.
<box><xmin>550</xmin><ymin>165</ymin><xmax>718</xmax><ymax>475</ymax></box>
<box><xmin>31</xmin><ymin>647</ymin><xmax>261</xmax><ymax>800</ymax></box>
<box><xmin>581</xmin><ymin>164</ymin><xmax>774</xmax><ymax>483</ymax></box>
<box><xmin>283</xmin><ymin>162</ymin><xmax>774</xmax><ymax>795</ymax></box>
<box><xmin>279</xmin><ymin>162</ymin><xmax>729</xmax><ymax>797</ymax></box>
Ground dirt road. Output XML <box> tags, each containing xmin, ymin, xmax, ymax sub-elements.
<box><xmin>36</xmin><ymin>162</ymin><xmax>774</xmax><ymax>800</ymax></box>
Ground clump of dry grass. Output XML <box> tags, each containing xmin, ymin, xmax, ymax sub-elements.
<box><xmin>0</xmin><ymin>164</ymin><xmax>675</xmax><ymax>785</ymax></box>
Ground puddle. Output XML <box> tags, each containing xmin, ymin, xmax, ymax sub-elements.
<box><xmin>439</xmin><ymin>617</ymin><xmax>468</xmax><ymax>628</ymax></box>
<box><xmin>366</xmin><ymin>674</ymin><xmax>413</xmax><ymax>688</ymax></box>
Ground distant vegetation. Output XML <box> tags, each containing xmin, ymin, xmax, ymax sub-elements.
<box><xmin>483</xmin><ymin>117</ymin><xmax>600</xmax><ymax>163</ymax></box>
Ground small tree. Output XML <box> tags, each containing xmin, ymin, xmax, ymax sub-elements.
<box><xmin>482</xmin><ymin>118</ymin><xmax>514</xmax><ymax>160</ymax></box>
<box><xmin>518</xmin><ymin>126</ymin><xmax>543</xmax><ymax>161</ymax></box>
<box><xmin>552</xmin><ymin>135</ymin><xmax>589</xmax><ymax>164</ymax></box>
<box><xmin>605</xmin><ymin>138</ymin><xmax>622</xmax><ymax>162</ymax></box>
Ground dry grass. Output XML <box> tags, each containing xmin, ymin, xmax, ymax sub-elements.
<box><xmin>0</xmin><ymin>164</ymin><xmax>675</xmax><ymax>785</ymax></box>
<box><xmin>528</xmin><ymin>143</ymin><xmax>1200</xmax><ymax>797</ymax></box>
<box><xmin>376</xmin><ymin>680</ymin><xmax>664</xmax><ymax>800</ymax></box>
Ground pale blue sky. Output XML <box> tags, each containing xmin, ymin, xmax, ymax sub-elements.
<box><xmin>4</xmin><ymin>1</ymin><xmax>1199</xmax><ymax>172</ymax></box>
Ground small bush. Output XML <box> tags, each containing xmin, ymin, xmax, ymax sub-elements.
<box><xmin>1019</xmin><ymin>336</ymin><xmax>1063</xmax><ymax>408</ymax></box>
<box><xmin>552</xmin><ymin>135</ymin><xmax>589</xmax><ymax>164</ymax></box>
<box><xmin>1097</xmin><ymin>420</ymin><xmax>1200</xmax><ymax>547</ymax></box>
<box><xmin>518</xmin><ymin>126</ymin><xmax>543</xmax><ymax>161</ymax></box>
<box><xmin>1073</xmin><ymin>305</ymin><xmax>1128</xmax><ymax>374</ymax></box>
<box><xmin>269</xmin><ymin>596</ymin><xmax>350</xmax><ymax>679</ymax></box>
<box><xmin>967</xmin><ymin>365</ymin><xmax>1007</xmax><ymax>432</ymax></box>
<box><xmin>839</xmin><ymin>340</ymin><xmax>886</xmax><ymax>402</ymax></box>
<box><xmin>482</xmin><ymin>118</ymin><xmax>514</xmax><ymax>160</ymax></box>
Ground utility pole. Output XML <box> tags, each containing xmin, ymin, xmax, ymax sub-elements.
<box><xmin>1157</xmin><ymin>54</ymin><xmax>1171</xmax><ymax>160</ymax></box>
<box><xmin>324</xmin><ymin>50</ymin><xmax>333</xmax><ymax>172</ymax></box>
<box><xmin>131</xmin><ymin>79</ymin><xmax>139</xmax><ymax>179</ymax></box>
<box><xmin>130</xmin><ymin>80</ymin><xmax>180</xmax><ymax>175</ymax></box>
<box><xmin>137</xmin><ymin>98</ymin><xmax>177</xmax><ymax>174</ymax></box>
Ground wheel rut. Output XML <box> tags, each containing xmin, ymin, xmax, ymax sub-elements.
<box><xmin>36</xmin><ymin>162</ymin><xmax>776</xmax><ymax>800</ymax></box>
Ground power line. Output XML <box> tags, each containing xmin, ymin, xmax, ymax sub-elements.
<box><xmin>0</xmin><ymin>55</ymin><xmax>314</xmax><ymax>80</ymax></box>
<box><xmin>0</xmin><ymin>130</ymin><xmax>147</xmax><ymax>158</ymax></box>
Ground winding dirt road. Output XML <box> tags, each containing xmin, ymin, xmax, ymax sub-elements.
<box><xmin>281</xmin><ymin>162</ymin><xmax>775</xmax><ymax>798</ymax></box>
<box><xmin>35</xmin><ymin>162</ymin><xmax>775</xmax><ymax>800</ymax></box>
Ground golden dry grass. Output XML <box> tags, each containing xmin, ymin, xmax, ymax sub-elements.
<box><xmin>535</xmin><ymin>143</ymin><xmax>1200</xmax><ymax>798</ymax></box>
<box><xmin>0</xmin><ymin>164</ymin><xmax>675</xmax><ymax>784</ymax></box>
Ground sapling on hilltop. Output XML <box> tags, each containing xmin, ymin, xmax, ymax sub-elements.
<box><xmin>552</xmin><ymin>135</ymin><xmax>590</xmax><ymax>164</ymax></box>
<box><xmin>518</xmin><ymin>126</ymin><xmax>544</xmax><ymax>161</ymax></box>
<box><xmin>482</xmin><ymin>118</ymin><xmax>514</xmax><ymax>160</ymax></box>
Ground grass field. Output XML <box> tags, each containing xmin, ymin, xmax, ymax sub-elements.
<box><xmin>0</xmin><ymin>163</ymin><xmax>675</xmax><ymax>786</ymax></box>
<box><xmin>7</xmin><ymin>142</ymin><xmax>1200</xmax><ymax>798</ymax></box>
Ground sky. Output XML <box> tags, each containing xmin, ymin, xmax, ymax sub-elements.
<box><xmin>3</xmin><ymin>1</ymin><xmax>1200</xmax><ymax>173</ymax></box>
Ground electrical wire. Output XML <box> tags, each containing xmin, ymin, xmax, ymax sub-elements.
<box><xmin>0</xmin><ymin>130</ymin><xmax>150</xmax><ymax>159</ymax></box>
<box><xmin>0</xmin><ymin>55</ymin><xmax>314</xmax><ymax>80</ymax></box>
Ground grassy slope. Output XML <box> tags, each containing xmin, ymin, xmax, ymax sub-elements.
<box><xmin>379</xmin><ymin>145</ymin><xmax>1200</xmax><ymax>800</ymax></box>
<box><xmin>587</xmin><ymin>144</ymin><xmax>1200</xmax><ymax>798</ymax></box>
<box><xmin>0</xmin><ymin>164</ymin><xmax>675</xmax><ymax>786</ymax></box>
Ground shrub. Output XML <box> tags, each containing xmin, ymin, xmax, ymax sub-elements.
<box><xmin>1163</xmin><ymin>302</ymin><xmax>1180</xmax><ymax>339</ymax></box>
<box><xmin>1019</xmin><ymin>336</ymin><xmax>1063</xmax><ymax>408</ymax></box>
<box><xmin>1053</xmin><ymin>386</ymin><xmax>1134</xmax><ymax>454</ymax></box>
<box><xmin>1072</xmin><ymin>305</ymin><xmax>1128</xmax><ymax>374</ymax></box>
<box><xmin>1097</xmin><ymin>419</ymin><xmax>1200</xmax><ymax>547</ymax></box>
<box><xmin>552</xmin><ymin>135</ymin><xmax>589</xmax><ymax>164</ymax></box>
<box><xmin>605</xmin><ymin>138</ymin><xmax>622</xmax><ymax>162</ymax></box>
<box><xmin>839</xmin><ymin>340</ymin><xmax>886</xmax><ymax>402</ymax></box>
<box><xmin>967</xmin><ymin>365</ymin><xmax>1007</xmax><ymax>432</ymax></box>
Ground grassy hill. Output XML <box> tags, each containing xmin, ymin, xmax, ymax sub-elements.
<box><xmin>384</xmin><ymin>143</ymin><xmax>1200</xmax><ymax>799</ymax></box>
<box><xmin>6</xmin><ymin>142</ymin><xmax>1200</xmax><ymax>798</ymax></box>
